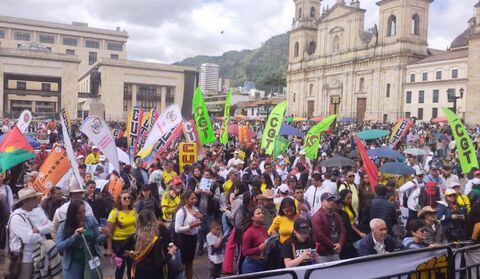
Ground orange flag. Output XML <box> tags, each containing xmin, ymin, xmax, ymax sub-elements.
<box><xmin>33</xmin><ymin>146</ymin><xmax>71</xmax><ymax>194</ymax></box>
<box><xmin>108</xmin><ymin>173</ymin><xmax>125</xmax><ymax>202</ymax></box>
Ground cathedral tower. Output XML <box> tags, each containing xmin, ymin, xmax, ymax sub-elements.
<box><xmin>289</xmin><ymin>0</ymin><xmax>322</xmax><ymax>63</ymax></box>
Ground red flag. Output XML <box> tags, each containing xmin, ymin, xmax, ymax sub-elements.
<box><xmin>355</xmin><ymin>135</ymin><xmax>378</xmax><ymax>191</ymax></box>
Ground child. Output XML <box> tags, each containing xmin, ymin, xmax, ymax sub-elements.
<box><xmin>206</xmin><ymin>220</ymin><xmax>225</xmax><ymax>279</ymax></box>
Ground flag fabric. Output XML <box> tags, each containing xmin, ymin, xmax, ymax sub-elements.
<box><xmin>355</xmin><ymin>136</ymin><xmax>378</xmax><ymax>191</ymax></box>
<box><xmin>125</xmin><ymin>106</ymin><xmax>143</xmax><ymax>155</ymax></box>
<box><xmin>60</xmin><ymin>108</ymin><xmax>84</xmax><ymax>188</ymax></box>
<box><xmin>32</xmin><ymin>146</ymin><xmax>71</xmax><ymax>194</ymax></box>
<box><xmin>0</xmin><ymin>126</ymin><xmax>35</xmax><ymax>172</ymax></box>
<box><xmin>183</xmin><ymin>120</ymin><xmax>205</xmax><ymax>160</ymax></box>
<box><xmin>238</xmin><ymin>125</ymin><xmax>251</xmax><ymax>146</ymax></box>
<box><xmin>193</xmin><ymin>87</ymin><xmax>215</xmax><ymax>144</ymax></box>
<box><xmin>388</xmin><ymin>118</ymin><xmax>413</xmax><ymax>149</ymax></box>
<box><xmin>303</xmin><ymin>115</ymin><xmax>337</xmax><ymax>160</ymax></box>
<box><xmin>179</xmin><ymin>143</ymin><xmax>197</xmax><ymax>173</ymax></box>
<box><xmin>261</xmin><ymin>101</ymin><xmax>288</xmax><ymax>155</ymax></box>
<box><xmin>60</xmin><ymin>108</ymin><xmax>71</xmax><ymax>135</ymax></box>
<box><xmin>16</xmin><ymin>110</ymin><xmax>33</xmax><ymax>133</ymax></box>
<box><xmin>443</xmin><ymin>108</ymin><xmax>479</xmax><ymax>173</ymax></box>
<box><xmin>108</xmin><ymin>173</ymin><xmax>125</xmax><ymax>202</ymax></box>
<box><xmin>137</xmin><ymin>110</ymin><xmax>152</xmax><ymax>151</ymax></box>
<box><xmin>273</xmin><ymin>137</ymin><xmax>290</xmax><ymax>159</ymax></box>
<box><xmin>220</xmin><ymin>90</ymin><xmax>232</xmax><ymax>144</ymax></box>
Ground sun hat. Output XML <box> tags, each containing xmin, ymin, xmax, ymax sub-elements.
<box><xmin>15</xmin><ymin>188</ymin><xmax>42</xmax><ymax>204</ymax></box>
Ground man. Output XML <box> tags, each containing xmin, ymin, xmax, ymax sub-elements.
<box><xmin>258</xmin><ymin>189</ymin><xmax>277</xmax><ymax>229</ymax></box>
<box><xmin>417</xmin><ymin>206</ymin><xmax>446</xmax><ymax>245</ymax></box>
<box><xmin>367</xmin><ymin>185</ymin><xmax>397</xmax><ymax>236</ymax></box>
<box><xmin>406</xmin><ymin>155</ymin><xmax>422</xmax><ymax>175</ymax></box>
<box><xmin>398</xmin><ymin>169</ymin><xmax>425</xmax><ymax>222</ymax></box>
<box><xmin>259</xmin><ymin>154</ymin><xmax>273</xmax><ymax>173</ymax></box>
<box><xmin>423</xmin><ymin>165</ymin><xmax>446</xmax><ymax>191</ymax></box>
<box><xmin>234</xmin><ymin>159</ymin><xmax>245</xmax><ymax>175</ymax></box>
<box><xmin>9</xmin><ymin>188</ymin><xmax>53</xmax><ymax>279</ymax></box>
<box><xmin>227</xmin><ymin>150</ymin><xmax>240</xmax><ymax>168</ymax></box>
<box><xmin>133</xmin><ymin>157</ymin><xmax>149</xmax><ymax>189</ymax></box>
<box><xmin>222</xmin><ymin>169</ymin><xmax>239</xmax><ymax>193</ymax></box>
<box><xmin>263</xmin><ymin>162</ymin><xmax>279</xmax><ymax>189</ymax></box>
<box><xmin>84</xmin><ymin>146</ymin><xmax>100</xmax><ymax>165</ymax></box>
<box><xmin>292</xmin><ymin>150</ymin><xmax>312</xmax><ymax>172</ymax></box>
<box><xmin>242</xmin><ymin>160</ymin><xmax>261</xmax><ymax>186</ymax></box>
<box><xmin>304</xmin><ymin>173</ymin><xmax>336</xmax><ymax>215</ymax></box>
<box><xmin>408</xmin><ymin>181</ymin><xmax>443</xmax><ymax>216</ymax></box>
<box><xmin>464</xmin><ymin>170</ymin><xmax>480</xmax><ymax>195</ymax></box>
<box><xmin>338</xmin><ymin>171</ymin><xmax>360</xmax><ymax>214</ymax></box>
<box><xmin>52</xmin><ymin>186</ymin><xmax>94</xmax><ymax>236</ymax></box>
<box><xmin>294</xmin><ymin>184</ymin><xmax>311</xmax><ymax>219</ymax></box>
<box><xmin>311</xmin><ymin>193</ymin><xmax>346</xmax><ymax>263</ymax></box>
<box><xmin>162</xmin><ymin>161</ymin><xmax>178</xmax><ymax>186</ymax></box>
<box><xmin>358</xmin><ymin>218</ymin><xmax>399</xmax><ymax>256</ymax></box>
<box><xmin>0</xmin><ymin>172</ymin><xmax>13</xmax><ymax>213</ymax></box>
<box><xmin>441</xmin><ymin>165</ymin><xmax>459</xmax><ymax>189</ymax></box>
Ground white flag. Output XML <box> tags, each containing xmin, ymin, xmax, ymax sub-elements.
<box><xmin>80</xmin><ymin>117</ymin><xmax>120</xmax><ymax>173</ymax></box>
<box><xmin>60</xmin><ymin>109</ymin><xmax>84</xmax><ymax>188</ymax></box>
<box><xmin>16</xmin><ymin>110</ymin><xmax>32</xmax><ymax>133</ymax></box>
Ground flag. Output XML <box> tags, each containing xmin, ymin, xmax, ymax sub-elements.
<box><xmin>304</xmin><ymin>115</ymin><xmax>337</xmax><ymax>160</ymax></box>
<box><xmin>125</xmin><ymin>106</ymin><xmax>143</xmax><ymax>155</ymax></box>
<box><xmin>60</xmin><ymin>108</ymin><xmax>84</xmax><ymax>188</ymax></box>
<box><xmin>238</xmin><ymin>125</ymin><xmax>251</xmax><ymax>146</ymax></box>
<box><xmin>355</xmin><ymin>136</ymin><xmax>378</xmax><ymax>191</ymax></box>
<box><xmin>0</xmin><ymin>126</ymin><xmax>35</xmax><ymax>172</ymax></box>
<box><xmin>179</xmin><ymin>143</ymin><xmax>197</xmax><ymax>172</ymax></box>
<box><xmin>183</xmin><ymin>120</ymin><xmax>205</xmax><ymax>159</ymax></box>
<box><xmin>273</xmin><ymin>137</ymin><xmax>290</xmax><ymax>159</ymax></box>
<box><xmin>261</xmin><ymin>101</ymin><xmax>288</xmax><ymax>155</ymax></box>
<box><xmin>220</xmin><ymin>90</ymin><xmax>232</xmax><ymax>144</ymax></box>
<box><xmin>60</xmin><ymin>108</ymin><xmax>71</xmax><ymax>135</ymax></box>
<box><xmin>16</xmin><ymin>110</ymin><xmax>32</xmax><ymax>133</ymax></box>
<box><xmin>443</xmin><ymin>108</ymin><xmax>479</xmax><ymax>173</ymax></box>
<box><xmin>108</xmin><ymin>173</ymin><xmax>125</xmax><ymax>202</ymax></box>
<box><xmin>389</xmin><ymin>118</ymin><xmax>413</xmax><ymax>149</ymax></box>
<box><xmin>32</xmin><ymin>146</ymin><xmax>71</xmax><ymax>194</ymax></box>
<box><xmin>193</xmin><ymin>87</ymin><xmax>215</xmax><ymax>144</ymax></box>
<box><xmin>137</xmin><ymin>110</ymin><xmax>152</xmax><ymax>151</ymax></box>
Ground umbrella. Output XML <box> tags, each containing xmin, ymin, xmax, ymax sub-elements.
<box><xmin>379</xmin><ymin>162</ymin><xmax>415</xmax><ymax>176</ymax></box>
<box><xmin>346</xmin><ymin>149</ymin><xmax>359</xmax><ymax>158</ymax></box>
<box><xmin>312</xmin><ymin>117</ymin><xmax>323</xmax><ymax>122</ymax></box>
<box><xmin>319</xmin><ymin>156</ymin><xmax>355</xmax><ymax>168</ymax></box>
<box><xmin>0</xmin><ymin>134</ymin><xmax>40</xmax><ymax>148</ymax></box>
<box><xmin>279</xmin><ymin>124</ymin><xmax>304</xmax><ymax>138</ymax></box>
<box><xmin>339</xmin><ymin>117</ymin><xmax>354</xmax><ymax>123</ymax></box>
<box><xmin>292</xmin><ymin>116</ymin><xmax>307</xmax><ymax>122</ymax></box>
<box><xmin>403</xmin><ymin>148</ymin><xmax>427</xmax><ymax>156</ymax></box>
<box><xmin>357</xmin><ymin>129</ymin><xmax>390</xmax><ymax>140</ymax></box>
<box><xmin>431</xmin><ymin>117</ymin><xmax>448</xmax><ymax>123</ymax></box>
<box><xmin>367</xmin><ymin>147</ymin><xmax>404</xmax><ymax>160</ymax></box>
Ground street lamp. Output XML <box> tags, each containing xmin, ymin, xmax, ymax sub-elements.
<box><xmin>447</xmin><ymin>88</ymin><xmax>464</xmax><ymax>114</ymax></box>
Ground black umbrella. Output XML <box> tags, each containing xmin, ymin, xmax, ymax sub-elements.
<box><xmin>319</xmin><ymin>156</ymin><xmax>355</xmax><ymax>168</ymax></box>
<box><xmin>346</xmin><ymin>149</ymin><xmax>359</xmax><ymax>158</ymax></box>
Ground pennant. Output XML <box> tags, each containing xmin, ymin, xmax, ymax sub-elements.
<box><xmin>273</xmin><ymin>137</ymin><xmax>290</xmax><ymax>159</ymax></box>
<box><xmin>220</xmin><ymin>90</ymin><xmax>232</xmax><ymax>144</ymax></box>
<box><xmin>389</xmin><ymin>118</ymin><xmax>413</xmax><ymax>149</ymax></box>
<box><xmin>183</xmin><ymin>120</ymin><xmax>205</xmax><ymax>159</ymax></box>
<box><xmin>137</xmin><ymin>111</ymin><xmax>152</xmax><ymax>151</ymax></box>
<box><xmin>355</xmin><ymin>136</ymin><xmax>378</xmax><ymax>191</ymax></box>
<box><xmin>125</xmin><ymin>106</ymin><xmax>143</xmax><ymax>155</ymax></box>
<box><xmin>304</xmin><ymin>115</ymin><xmax>337</xmax><ymax>160</ymax></box>
<box><xmin>0</xmin><ymin>126</ymin><xmax>35</xmax><ymax>172</ymax></box>
<box><xmin>60</xmin><ymin>108</ymin><xmax>84</xmax><ymax>188</ymax></box>
<box><xmin>193</xmin><ymin>87</ymin><xmax>215</xmax><ymax>144</ymax></box>
<box><xmin>60</xmin><ymin>108</ymin><xmax>71</xmax><ymax>136</ymax></box>
<box><xmin>443</xmin><ymin>108</ymin><xmax>479</xmax><ymax>173</ymax></box>
<box><xmin>16</xmin><ymin>110</ymin><xmax>32</xmax><ymax>133</ymax></box>
<box><xmin>32</xmin><ymin>146</ymin><xmax>71</xmax><ymax>194</ymax></box>
<box><xmin>179</xmin><ymin>143</ymin><xmax>197</xmax><ymax>173</ymax></box>
<box><xmin>238</xmin><ymin>125</ymin><xmax>251</xmax><ymax>146</ymax></box>
<box><xmin>261</xmin><ymin>101</ymin><xmax>288</xmax><ymax>155</ymax></box>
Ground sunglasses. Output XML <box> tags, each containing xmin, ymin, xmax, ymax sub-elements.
<box><xmin>122</xmin><ymin>196</ymin><xmax>131</xmax><ymax>200</ymax></box>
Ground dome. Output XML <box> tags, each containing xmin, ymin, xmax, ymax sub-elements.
<box><xmin>17</xmin><ymin>42</ymin><xmax>50</xmax><ymax>53</ymax></box>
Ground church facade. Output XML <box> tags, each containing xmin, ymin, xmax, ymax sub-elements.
<box><xmin>286</xmin><ymin>0</ymin><xmax>433</xmax><ymax>122</ymax></box>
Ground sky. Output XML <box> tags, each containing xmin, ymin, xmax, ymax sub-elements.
<box><xmin>0</xmin><ymin>0</ymin><xmax>477</xmax><ymax>63</ymax></box>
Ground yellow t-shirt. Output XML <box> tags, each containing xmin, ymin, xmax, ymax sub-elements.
<box><xmin>85</xmin><ymin>153</ymin><xmax>100</xmax><ymax>165</ymax></box>
<box><xmin>268</xmin><ymin>215</ymin><xmax>294</xmax><ymax>244</ymax></box>
<box><xmin>107</xmin><ymin>209</ymin><xmax>137</xmax><ymax>241</ymax></box>
<box><xmin>161</xmin><ymin>191</ymin><xmax>181</xmax><ymax>221</ymax></box>
<box><xmin>162</xmin><ymin>170</ymin><xmax>177</xmax><ymax>185</ymax></box>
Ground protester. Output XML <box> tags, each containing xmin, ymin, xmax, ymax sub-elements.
<box><xmin>41</xmin><ymin>186</ymin><xmax>67</xmax><ymax>220</ymax></box>
<box><xmin>282</xmin><ymin>217</ymin><xmax>320</xmax><ymax>267</ymax></box>
<box><xmin>206</xmin><ymin>220</ymin><xmax>225</xmax><ymax>279</ymax></box>
<box><xmin>358</xmin><ymin>219</ymin><xmax>399</xmax><ymax>256</ymax></box>
<box><xmin>437</xmin><ymin>189</ymin><xmax>467</xmax><ymax>241</ymax></box>
<box><xmin>257</xmin><ymin>189</ymin><xmax>277</xmax><ymax>229</ymax></box>
<box><xmin>403</xmin><ymin>219</ymin><xmax>429</xmax><ymax>249</ymax></box>
<box><xmin>241</xmin><ymin>206</ymin><xmax>268</xmax><ymax>274</ymax></box>
<box><xmin>304</xmin><ymin>173</ymin><xmax>336</xmax><ymax>215</ymax></box>
<box><xmin>417</xmin><ymin>206</ymin><xmax>446</xmax><ymax>245</ymax></box>
<box><xmin>338</xmin><ymin>171</ymin><xmax>359</xmax><ymax>214</ymax></box>
<box><xmin>367</xmin><ymin>184</ymin><xmax>398</xmax><ymax>235</ymax></box>
<box><xmin>161</xmin><ymin>177</ymin><xmax>183</xmax><ymax>225</ymax></box>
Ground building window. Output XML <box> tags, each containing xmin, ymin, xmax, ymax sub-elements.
<box><xmin>0</xmin><ymin>30</ymin><xmax>5</xmax><ymax>38</ymax></box>
<box><xmin>298</xmin><ymin>8</ymin><xmax>302</xmax><ymax>18</ymax></box>
<box><xmin>433</xmin><ymin>89</ymin><xmax>439</xmax><ymax>103</ymax></box>
<box><xmin>432</xmin><ymin>108</ymin><xmax>438</xmax><ymax>119</ymax></box>
<box><xmin>138</xmin><ymin>85</ymin><xmax>157</xmax><ymax>109</ymax></box>
<box><xmin>63</xmin><ymin>37</ymin><xmax>78</xmax><ymax>46</ymax></box>
<box><xmin>88</xmin><ymin>52</ymin><xmax>97</xmax><ymax>65</ymax></box>
<box><xmin>410</xmin><ymin>74</ymin><xmax>415</xmax><ymax>82</ymax></box>
<box><xmin>39</xmin><ymin>34</ymin><xmax>55</xmax><ymax>44</ymax></box>
<box><xmin>387</xmin><ymin>15</ymin><xmax>397</xmax><ymax>36</ymax></box>
<box><xmin>383</xmin><ymin>114</ymin><xmax>388</xmax><ymax>123</ymax></box>
<box><xmin>386</xmin><ymin>83</ymin><xmax>391</xmax><ymax>98</ymax></box>
<box><xmin>452</xmin><ymin>69</ymin><xmax>458</xmax><ymax>79</ymax></box>
<box><xmin>419</xmin><ymin>90</ymin><xmax>424</xmax><ymax>103</ymax></box>
<box><xmin>107</xmin><ymin>41</ymin><xmax>123</xmax><ymax>51</ymax></box>
<box><xmin>405</xmin><ymin>112</ymin><xmax>411</xmax><ymax>118</ymax></box>
<box><xmin>16</xmin><ymin>81</ymin><xmax>26</xmax><ymax>90</ymax></box>
<box><xmin>294</xmin><ymin>42</ymin><xmax>299</xmax><ymax>58</ymax></box>
<box><xmin>422</xmin><ymin>72</ymin><xmax>428</xmax><ymax>81</ymax></box>
<box><xmin>110</xmin><ymin>54</ymin><xmax>119</xmax><ymax>60</ymax></box>
<box><xmin>309</xmin><ymin>84</ymin><xmax>314</xmax><ymax>96</ymax></box>
<box><xmin>41</xmin><ymin>83</ymin><xmax>51</xmax><ymax>91</ymax></box>
<box><xmin>436</xmin><ymin>71</ymin><xmax>442</xmax><ymax>80</ymax></box>
<box><xmin>412</xmin><ymin>14</ymin><xmax>420</xmax><ymax>35</ymax></box>
<box><xmin>418</xmin><ymin>108</ymin><xmax>424</xmax><ymax>120</ymax></box>
<box><xmin>333</xmin><ymin>35</ymin><xmax>340</xmax><ymax>53</ymax></box>
<box><xmin>406</xmin><ymin>91</ymin><xmax>412</xmax><ymax>103</ymax></box>
<box><xmin>14</xmin><ymin>31</ymin><xmax>30</xmax><ymax>41</ymax></box>
<box><xmin>359</xmin><ymin>78</ymin><xmax>365</xmax><ymax>92</ymax></box>
<box><xmin>166</xmin><ymin>87</ymin><xmax>175</xmax><ymax>105</ymax></box>
<box><xmin>66</xmin><ymin>49</ymin><xmax>75</xmax><ymax>55</ymax></box>
<box><xmin>310</xmin><ymin>7</ymin><xmax>315</xmax><ymax>17</ymax></box>
<box><xmin>46</xmin><ymin>47</ymin><xmax>51</xmax><ymax>52</ymax></box>
<box><xmin>293</xmin><ymin>93</ymin><xmax>296</xmax><ymax>102</ymax></box>
<box><xmin>85</xmin><ymin>39</ymin><xmax>100</xmax><ymax>49</ymax></box>
<box><xmin>307</xmin><ymin>41</ymin><xmax>316</xmax><ymax>55</ymax></box>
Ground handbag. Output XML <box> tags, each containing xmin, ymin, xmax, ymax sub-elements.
<box><xmin>3</xmin><ymin>213</ymin><xmax>29</xmax><ymax>279</ymax></box>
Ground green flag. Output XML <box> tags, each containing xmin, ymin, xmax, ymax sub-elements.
<box><xmin>304</xmin><ymin>115</ymin><xmax>337</xmax><ymax>160</ymax></box>
<box><xmin>261</xmin><ymin>101</ymin><xmax>288</xmax><ymax>155</ymax></box>
<box><xmin>443</xmin><ymin>108</ymin><xmax>479</xmax><ymax>173</ymax></box>
<box><xmin>219</xmin><ymin>90</ymin><xmax>232</xmax><ymax>144</ymax></box>
<box><xmin>193</xmin><ymin>87</ymin><xmax>215</xmax><ymax>144</ymax></box>
<box><xmin>273</xmin><ymin>136</ymin><xmax>290</xmax><ymax>159</ymax></box>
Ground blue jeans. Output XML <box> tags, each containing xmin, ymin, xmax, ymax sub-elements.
<box><xmin>222</xmin><ymin>212</ymin><xmax>232</xmax><ymax>234</ymax></box>
<box><xmin>241</xmin><ymin>258</ymin><xmax>265</xmax><ymax>274</ymax></box>
<box><xmin>64</xmin><ymin>262</ymin><xmax>84</xmax><ymax>279</ymax></box>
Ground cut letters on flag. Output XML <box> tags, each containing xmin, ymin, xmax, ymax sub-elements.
<box><xmin>303</xmin><ymin>115</ymin><xmax>337</xmax><ymax>160</ymax></box>
<box><xmin>261</xmin><ymin>101</ymin><xmax>287</xmax><ymax>155</ymax></box>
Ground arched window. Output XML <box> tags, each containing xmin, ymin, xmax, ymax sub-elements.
<box><xmin>387</xmin><ymin>15</ymin><xmax>397</xmax><ymax>36</ymax></box>
<box><xmin>359</xmin><ymin>77</ymin><xmax>365</xmax><ymax>92</ymax></box>
<box><xmin>412</xmin><ymin>14</ymin><xmax>420</xmax><ymax>35</ymax></box>
<box><xmin>307</xmin><ymin>41</ymin><xmax>316</xmax><ymax>55</ymax></box>
<box><xmin>310</xmin><ymin>7</ymin><xmax>316</xmax><ymax>18</ymax></box>
<box><xmin>309</xmin><ymin>84</ymin><xmax>314</xmax><ymax>96</ymax></box>
<box><xmin>333</xmin><ymin>35</ymin><xmax>340</xmax><ymax>53</ymax></box>
<box><xmin>294</xmin><ymin>42</ymin><xmax>299</xmax><ymax>57</ymax></box>
<box><xmin>293</xmin><ymin>92</ymin><xmax>296</xmax><ymax>102</ymax></box>
<box><xmin>298</xmin><ymin>8</ymin><xmax>302</xmax><ymax>19</ymax></box>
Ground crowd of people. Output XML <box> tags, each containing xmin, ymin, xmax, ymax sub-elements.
<box><xmin>1</xmin><ymin>117</ymin><xmax>480</xmax><ymax>279</ymax></box>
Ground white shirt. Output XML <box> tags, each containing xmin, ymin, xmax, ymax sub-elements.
<box><xmin>304</xmin><ymin>183</ymin><xmax>336</xmax><ymax>215</ymax></box>
<box><xmin>465</xmin><ymin>177</ymin><xmax>480</xmax><ymax>195</ymax></box>
<box><xmin>52</xmin><ymin>200</ymin><xmax>94</xmax><ymax>234</ymax></box>
<box><xmin>398</xmin><ymin>179</ymin><xmax>423</xmax><ymax>211</ymax></box>
<box><xmin>174</xmin><ymin>206</ymin><xmax>200</xmax><ymax>235</ymax></box>
<box><xmin>372</xmin><ymin>235</ymin><xmax>386</xmax><ymax>255</ymax></box>
<box><xmin>206</xmin><ymin>232</ymin><xmax>224</xmax><ymax>264</ymax></box>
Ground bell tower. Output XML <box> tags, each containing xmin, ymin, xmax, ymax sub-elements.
<box><xmin>289</xmin><ymin>0</ymin><xmax>322</xmax><ymax>62</ymax></box>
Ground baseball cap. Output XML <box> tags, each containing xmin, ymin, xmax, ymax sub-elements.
<box><xmin>234</xmin><ymin>159</ymin><xmax>245</xmax><ymax>166</ymax></box>
<box><xmin>445</xmin><ymin>189</ymin><xmax>456</xmax><ymax>196</ymax></box>
<box><xmin>294</xmin><ymin>217</ymin><xmax>311</xmax><ymax>235</ymax></box>
<box><xmin>277</xmin><ymin>155</ymin><xmax>284</xmax><ymax>160</ymax></box>
<box><xmin>278</xmin><ymin>184</ymin><xmax>289</xmax><ymax>194</ymax></box>
<box><xmin>321</xmin><ymin>192</ymin><xmax>336</xmax><ymax>201</ymax></box>
<box><xmin>92</xmin><ymin>146</ymin><xmax>99</xmax><ymax>150</ymax></box>
<box><xmin>474</xmin><ymin>170</ymin><xmax>480</xmax><ymax>176</ymax></box>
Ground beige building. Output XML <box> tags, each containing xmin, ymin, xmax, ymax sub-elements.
<box><xmin>0</xmin><ymin>15</ymin><xmax>196</xmax><ymax>120</ymax></box>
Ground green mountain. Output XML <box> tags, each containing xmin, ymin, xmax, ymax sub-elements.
<box><xmin>174</xmin><ymin>32</ymin><xmax>290</xmax><ymax>92</ymax></box>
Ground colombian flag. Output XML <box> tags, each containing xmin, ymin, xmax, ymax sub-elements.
<box><xmin>0</xmin><ymin>126</ymin><xmax>35</xmax><ymax>172</ymax></box>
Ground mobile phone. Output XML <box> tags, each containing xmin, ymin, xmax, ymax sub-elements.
<box><xmin>100</xmin><ymin>218</ymin><xmax>107</xmax><ymax>226</ymax></box>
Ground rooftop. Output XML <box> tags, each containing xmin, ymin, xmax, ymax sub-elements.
<box><xmin>408</xmin><ymin>49</ymin><xmax>468</xmax><ymax>65</ymax></box>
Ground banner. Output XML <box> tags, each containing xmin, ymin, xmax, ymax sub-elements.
<box><xmin>273</xmin><ymin>137</ymin><xmax>290</xmax><ymax>159</ymax></box>
<box><xmin>261</xmin><ymin>101</ymin><xmax>288</xmax><ymax>155</ymax></box>
<box><xmin>179</xmin><ymin>143</ymin><xmax>197</xmax><ymax>172</ymax></box>
<box><xmin>193</xmin><ymin>87</ymin><xmax>215</xmax><ymax>144</ymax></box>
<box><xmin>138</xmin><ymin>105</ymin><xmax>183</xmax><ymax>158</ymax></box>
<box><xmin>304</xmin><ymin>115</ymin><xmax>337</xmax><ymax>160</ymax></box>
<box><xmin>183</xmin><ymin>120</ymin><xmax>205</xmax><ymax>159</ymax></box>
<box><xmin>60</xmin><ymin>108</ymin><xmax>71</xmax><ymax>135</ymax></box>
<box><xmin>125</xmin><ymin>106</ymin><xmax>143</xmax><ymax>155</ymax></box>
<box><xmin>112</xmin><ymin>128</ymin><xmax>123</xmax><ymax>140</ymax></box>
<box><xmin>16</xmin><ymin>110</ymin><xmax>32</xmax><ymax>133</ymax></box>
<box><xmin>355</xmin><ymin>136</ymin><xmax>378</xmax><ymax>191</ymax></box>
<box><xmin>80</xmin><ymin>116</ymin><xmax>120</xmax><ymax>173</ymax></box>
<box><xmin>238</xmin><ymin>125</ymin><xmax>251</xmax><ymax>146</ymax></box>
<box><xmin>108</xmin><ymin>173</ymin><xmax>125</xmax><ymax>202</ymax></box>
<box><xmin>443</xmin><ymin>108</ymin><xmax>479</xmax><ymax>173</ymax></box>
<box><xmin>137</xmin><ymin>111</ymin><xmax>152</xmax><ymax>152</ymax></box>
<box><xmin>389</xmin><ymin>118</ymin><xmax>413</xmax><ymax>149</ymax></box>
<box><xmin>220</xmin><ymin>90</ymin><xmax>232</xmax><ymax>144</ymax></box>
<box><xmin>32</xmin><ymin>146</ymin><xmax>71</xmax><ymax>194</ymax></box>
<box><xmin>60</xmin><ymin>108</ymin><xmax>84</xmax><ymax>188</ymax></box>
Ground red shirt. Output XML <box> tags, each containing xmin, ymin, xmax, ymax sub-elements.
<box><xmin>241</xmin><ymin>224</ymin><xmax>268</xmax><ymax>257</ymax></box>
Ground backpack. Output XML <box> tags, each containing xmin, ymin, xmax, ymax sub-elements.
<box><xmin>402</xmin><ymin>180</ymin><xmax>418</xmax><ymax>208</ymax></box>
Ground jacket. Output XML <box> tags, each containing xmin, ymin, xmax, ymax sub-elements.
<box><xmin>368</xmin><ymin>197</ymin><xmax>397</xmax><ymax>235</ymax></box>
<box><xmin>357</xmin><ymin>233</ymin><xmax>398</xmax><ymax>256</ymax></box>
<box><xmin>311</xmin><ymin>207</ymin><xmax>346</xmax><ymax>255</ymax></box>
<box><xmin>436</xmin><ymin>202</ymin><xmax>467</xmax><ymax>241</ymax></box>
<box><xmin>263</xmin><ymin>170</ymin><xmax>279</xmax><ymax>189</ymax></box>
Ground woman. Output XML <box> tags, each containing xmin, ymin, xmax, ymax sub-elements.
<box><xmin>358</xmin><ymin>173</ymin><xmax>374</xmax><ymax>227</ymax></box>
<box><xmin>119</xmin><ymin>210</ymin><xmax>178</xmax><ymax>279</ymax></box>
<box><xmin>466</xmin><ymin>200</ymin><xmax>480</xmax><ymax>243</ymax></box>
<box><xmin>437</xmin><ymin>189</ymin><xmax>467</xmax><ymax>241</ymax></box>
<box><xmin>161</xmin><ymin>177</ymin><xmax>184</xmax><ymax>226</ymax></box>
<box><xmin>174</xmin><ymin>190</ymin><xmax>203</xmax><ymax>279</ymax></box>
<box><xmin>107</xmin><ymin>190</ymin><xmax>138</xmax><ymax>279</ymax></box>
<box><xmin>336</xmin><ymin>189</ymin><xmax>365</xmax><ymax>259</ymax></box>
<box><xmin>282</xmin><ymin>217</ymin><xmax>320</xmax><ymax>267</ymax></box>
<box><xmin>56</xmin><ymin>200</ymin><xmax>108</xmax><ymax>279</ymax></box>
<box><xmin>339</xmin><ymin>189</ymin><xmax>366</xmax><ymax>238</ymax></box>
<box><xmin>134</xmin><ymin>184</ymin><xmax>162</xmax><ymax>218</ymax></box>
<box><xmin>403</xmin><ymin>219</ymin><xmax>429</xmax><ymax>249</ymax></box>
<box><xmin>188</xmin><ymin>167</ymin><xmax>203</xmax><ymax>192</ymax></box>
<box><xmin>268</xmin><ymin>197</ymin><xmax>297</xmax><ymax>244</ymax></box>
<box><xmin>241</xmin><ymin>206</ymin><xmax>268</xmax><ymax>274</ymax></box>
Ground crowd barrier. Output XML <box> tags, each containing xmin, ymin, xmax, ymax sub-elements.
<box><xmin>224</xmin><ymin>243</ymin><xmax>480</xmax><ymax>279</ymax></box>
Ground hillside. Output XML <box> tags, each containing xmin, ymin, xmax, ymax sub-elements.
<box><xmin>174</xmin><ymin>32</ymin><xmax>290</xmax><ymax>92</ymax></box>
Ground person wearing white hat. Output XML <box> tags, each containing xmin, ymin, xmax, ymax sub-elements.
<box><xmin>441</xmin><ymin>165</ymin><xmax>459</xmax><ymax>192</ymax></box>
<box><xmin>292</xmin><ymin>149</ymin><xmax>312</xmax><ymax>172</ymax></box>
<box><xmin>398</xmin><ymin>169</ymin><xmax>425</xmax><ymax>223</ymax></box>
<box><xmin>85</xmin><ymin>146</ymin><xmax>100</xmax><ymax>165</ymax></box>
<box><xmin>8</xmin><ymin>188</ymin><xmax>53</xmax><ymax>279</ymax></box>
<box><xmin>448</xmin><ymin>181</ymin><xmax>471</xmax><ymax>213</ymax></box>
<box><xmin>227</xmin><ymin>150</ymin><xmax>240</xmax><ymax>168</ymax></box>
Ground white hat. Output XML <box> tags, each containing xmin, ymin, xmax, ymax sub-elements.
<box><xmin>15</xmin><ymin>188</ymin><xmax>42</xmax><ymax>204</ymax></box>
<box><xmin>234</xmin><ymin>159</ymin><xmax>245</xmax><ymax>166</ymax></box>
<box><xmin>278</xmin><ymin>184</ymin><xmax>289</xmax><ymax>194</ymax></box>
<box><xmin>99</xmin><ymin>155</ymin><xmax>107</xmax><ymax>161</ymax></box>
<box><xmin>277</xmin><ymin>155</ymin><xmax>284</xmax><ymax>160</ymax></box>
<box><xmin>92</xmin><ymin>146</ymin><xmax>99</xmax><ymax>150</ymax></box>
<box><xmin>234</xmin><ymin>150</ymin><xmax>240</xmax><ymax>154</ymax></box>
<box><xmin>445</xmin><ymin>189</ymin><xmax>456</xmax><ymax>196</ymax></box>
<box><xmin>76</xmin><ymin>155</ymin><xmax>85</xmax><ymax>159</ymax></box>
<box><xmin>429</xmin><ymin>151</ymin><xmax>434</xmax><ymax>156</ymax></box>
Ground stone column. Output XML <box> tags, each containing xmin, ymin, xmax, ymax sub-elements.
<box><xmin>132</xmin><ymin>84</ymin><xmax>138</xmax><ymax>106</ymax></box>
<box><xmin>161</xmin><ymin>86</ymin><xmax>166</xmax><ymax>111</ymax></box>
<box><xmin>156</xmin><ymin>86</ymin><xmax>162</xmax><ymax>112</ymax></box>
